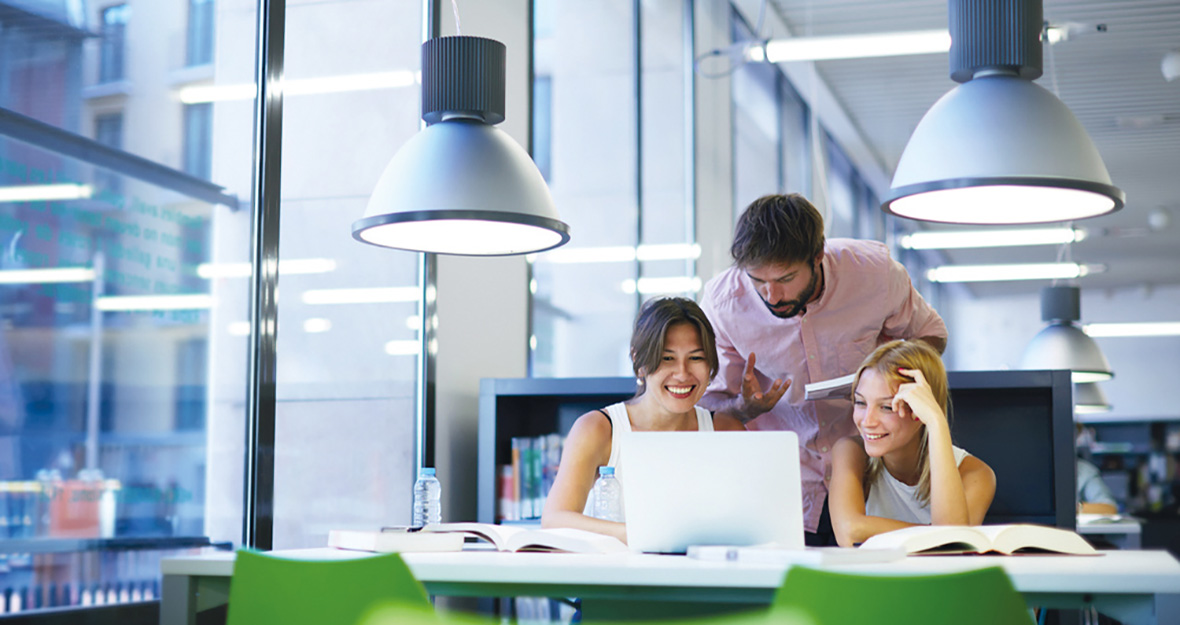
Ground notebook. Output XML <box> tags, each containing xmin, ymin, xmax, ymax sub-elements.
<box><xmin>623</xmin><ymin>431</ymin><xmax>804</xmax><ymax>553</ymax></box>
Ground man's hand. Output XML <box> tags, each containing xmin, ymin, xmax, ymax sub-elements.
<box><xmin>736</xmin><ymin>353</ymin><xmax>789</xmax><ymax>422</ymax></box>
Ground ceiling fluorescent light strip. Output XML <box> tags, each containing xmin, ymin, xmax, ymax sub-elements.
<box><xmin>301</xmin><ymin>286</ymin><xmax>420</xmax><ymax>305</ymax></box>
<box><xmin>178</xmin><ymin>71</ymin><xmax>417</xmax><ymax>104</ymax></box>
<box><xmin>0</xmin><ymin>183</ymin><xmax>93</xmax><ymax>202</ymax></box>
<box><xmin>385</xmin><ymin>340</ymin><xmax>421</xmax><ymax>356</ymax></box>
<box><xmin>925</xmin><ymin>263</ymin><xmax>1098</xmax><ymax>283</ymax></box>
<box><xmin>197</xmin><ymin>258</ymin><xmax>338</xmax><ymax>279</ymax></box>
<box><xmin>542</xmin><ymin>243</ymin><xmax>701</xmax><ymax>265</ymax></box>
<box><xmin>1082</xmin><ymin>322</ymin><xmax>1180</xmax><ymax>338</ymax></box>
<box><xmin>901</xmin><ymin>227</ymin><xmax>1084</xmax><ymax>250</ymax></box>
<box><xmin>96</xmin><ymin>294</ymin><xmax>213</xmax><ymax>311</ymax></box>
<box><xmin>0</xmin><ymin>267</ymin><xmax>96</xmax><ymax>284</ymax></box>
<box><xmin>751</xmin><ymin>29</ymin><xmax>951</xmax><ymax>63</ymax></box>
<box><xmin>621</xmin><ymin>276</ymin><xmax>702</xmax><ymax>294</ymax></box>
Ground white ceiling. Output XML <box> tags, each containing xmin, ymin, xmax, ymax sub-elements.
<box><xmin>767</xmin><ymin>0</ymin><xmax>1180</xmax><ymax>298</ymax></box>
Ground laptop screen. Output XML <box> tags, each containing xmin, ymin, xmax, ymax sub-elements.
<box><xmin>622</xmin><ymin>431</ymin><xmax>804</xmax><ymax>553</ymax></box>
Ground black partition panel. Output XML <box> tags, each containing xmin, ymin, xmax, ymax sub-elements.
<box><xmin>947</xmin><ymin>370</ymin><xmax>1076</xmax><ymax>529</ymax></box>
<box><xmin>478</xmin><ymin>371</ymin><xmax>1076</xmax><ymax>529</ymax></box>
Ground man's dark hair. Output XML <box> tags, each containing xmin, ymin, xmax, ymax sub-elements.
<box><xmin>730</xmin><ymin>193</ymin><xmax>825</xmax><ymax>268</ymax></box>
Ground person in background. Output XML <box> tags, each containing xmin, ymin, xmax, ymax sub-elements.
<box><xmin>828</xmin><ymin>340</ymin><xmax>995</xmax><ymax>547</ymax></box>
<box><xmin>699</xmin><ymin>193</ymin><xmax>947</xmax><ymax>545</ymax></box>
<box><xmin>542</xmin><ymin>297</ymin><xmax>744</xmax><ymax>543</ymax></box>
<box><xmin>1077</xmin><ymin>459</ymin><xmax>1119</xmax><ymax>515</ymax></box>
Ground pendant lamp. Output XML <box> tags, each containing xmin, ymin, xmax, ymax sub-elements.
<box><xmin>881</xmin><ymin>0</ymin><xmax>1124</xmax><ymax>224</ymax></box>
<box><xmin>1020</xmin><ymin>285</ymin><xmax>1112</xmax><ymax>382</ymax></box>
<box><xmin>353</xmin><ymin>36</ymin><xmax>570</xmax><ymax>255</ymax></box>
<box><xmin>1073</xmin><ymin>382</ymin><xmax>1111</xmax><ymax>414</ymax></box>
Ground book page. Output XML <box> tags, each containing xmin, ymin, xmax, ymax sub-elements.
<box><xmin>421</xmin><ymin>522</ymin><xmax>528</xmax><ymax>551</ymax></box>
<box><xmin>977</xmin><ymin>524</ymin><xmax>1099</xmax><ymax>555</ymax></box>
<box><xmin>804</xmin><ymin>374</ymin><xmax>856</xmax><ymax>401</ymax></box>
<box><xmin>330</xmin><ymin>529</ymin><xmax>464</xmax><ymax>553</ymax></box>
<box><xmin>858</xmin><ymin>525</ymin><xmax>990</xmax><ymax>554</ymax></box>
<box><xmin>507</xmin><ymin>527</ymin><xmax>628</xmax><ymax>554</ymax></box>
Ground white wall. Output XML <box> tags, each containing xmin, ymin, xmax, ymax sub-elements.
<box><xmin>944</xmin><ymin>285</ymin><xmax>1180</xmax><ymax>421</ymax></box>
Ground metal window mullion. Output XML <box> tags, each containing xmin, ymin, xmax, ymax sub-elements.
<box><xmin>683</xmin><ymin>0</ymin><xmax>696</xmax><ymax>289</ymax></box>
<box><xmin>243</xmin><ymin>0</ymin><xmax>286</xmax><ymax>551</ymax></box>
<box><xmin>633</xmin><ymin>0</ymin><xmax>643</xmax><ymax>309</ymax></box>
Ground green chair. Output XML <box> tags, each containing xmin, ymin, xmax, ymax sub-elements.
<box><xmin>772</xmin><ymin>565</ymin><xmax>1035</xmax><ymax>625</ymax></box>
<box><xmin>226</xmin><ymin>550</ymin><xmax>433</xmax><ymax>625</ymax></box>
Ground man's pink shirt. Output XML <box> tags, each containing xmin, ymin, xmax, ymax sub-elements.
<box><xmin>699</xmin><ymin>239</ymin><xmax>947</xmax><ymax>532</ymax></box>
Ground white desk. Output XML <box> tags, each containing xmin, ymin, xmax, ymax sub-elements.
<box><xmin>161</xmin><ymin>547</ymin><xmax>1180</xmax><ymax>625</ymax></box>
<box><xmin>1078</xmin><ymin>515</ymin><xmax>1143</xmax><ymax>550</ymax></box>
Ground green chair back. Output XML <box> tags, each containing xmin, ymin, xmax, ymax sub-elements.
<box><xmin>772</xmin><ymin>565</ymin><xmax>1034</xmax><ymax>625</ymax></box>
<box><xmin>226</xmin><ymin>550</ymin><xmax>432</xmax><ymax>625</ymax></box>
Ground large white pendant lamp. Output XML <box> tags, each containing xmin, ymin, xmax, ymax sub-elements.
<box><xmin>353</xmin><ymin>36</ymin><xmax>570</xmax><ymax>255</ymax></box>
<box><xmin>1020</xmin><ymin>285</ymin><xmax>1112</xmax><ymax>383</ymax></box>
<box><xmin>882</xmin><ymin>0</ymin><xmax>1124</xmax><ymax>224</ymax></box>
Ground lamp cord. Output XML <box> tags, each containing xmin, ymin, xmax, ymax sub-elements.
<box><xmin>450</xmin><ymin>0</ymin><xmax>462</xmax><ymax>35</ymax></box>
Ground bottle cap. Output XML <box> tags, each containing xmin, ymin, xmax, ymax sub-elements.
<box><xmin>419</xmin><ymin>467</ymin><xmax>436</xmax><ymax>477</ymax></box>
<box><xmin>598</xmin><ymin>466</ymin><xmax>614</xmax><ymax>476</ymax></box>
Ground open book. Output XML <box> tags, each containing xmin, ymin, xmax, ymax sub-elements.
<box><xmin>858</xmin><ymin>524</ymin><xmax>1101</xmax><ymax>556</ymax></box>
<box><xmin>328</xmin><ymin>529</ymin><xmax>464</xmax><ymax>553</ymax></box>
<box><xmin>412</xmin><ymin>522</ymin><xmax>628</xmax><ymax>554</ymax></box>
<box><xmin>804</xmin><ymin>374</ymin><xmax>855</xmax><ymax>401</ymax></box>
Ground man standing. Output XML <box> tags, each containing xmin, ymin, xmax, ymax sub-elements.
<box><xmin>699</xmin><ymin>193</ymin><xmax>947</xmax><ymax>545</ymax></box>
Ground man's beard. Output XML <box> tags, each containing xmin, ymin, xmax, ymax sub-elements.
<box><xmin>761</xmin><ymin>263</ymin><xmax>820</xmax><ymax>319</ymax></box>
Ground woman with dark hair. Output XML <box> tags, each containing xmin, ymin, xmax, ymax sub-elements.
<box><xmin>829</xmin><ymin>340</ymin><xmax>995</xmax><ymax>547</ymax></box>
<box><xmin>541</xmin><ymin>297</ymin><xmax>744</xmax><ymax>542</ymax></box>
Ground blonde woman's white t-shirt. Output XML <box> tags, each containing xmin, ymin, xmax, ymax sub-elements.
<box><xmin>863</xmin><ymin>445</ymin><xmax>970</xmax><ymax>525</ymax></box>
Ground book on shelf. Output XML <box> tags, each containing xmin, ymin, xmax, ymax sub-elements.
<box><xmin>687</xmin><ymin>544</ymin><xmax>904</xmax><ymax>565</ymax></box>
<box><xmin>804</xmin><ymin>374</ymin><xmax>855</xmax><ymax>401</ymax></box>
<box><xmin>504</xmin><ymin>433</ymin><xmax>564</xmax><ymax>522</ymax></box>
<box><xmin>328</xmin><ymin>529</ymin><xmax>464</xmax><ymax>553</ymax></box>
<box><xmin>858</xmin><ymin>524</ymin><xmax>1101</xmax><ymax>556</ymax></box>
<box><xmin>402</xmin><ymin>522</ymin><xmax>628</xmax><ymax>554</ymax></box>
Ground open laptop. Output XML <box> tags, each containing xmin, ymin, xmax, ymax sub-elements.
<box><xmin>623</xmin><ymin>431</ymin><xmax>804</xmax><ymax>553</ymax></box>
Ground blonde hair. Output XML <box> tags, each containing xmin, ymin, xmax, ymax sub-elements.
<box><xmin>850</xmin><ymin>340</ymin><xmax>949</xmax><ymax>505</ymax></box>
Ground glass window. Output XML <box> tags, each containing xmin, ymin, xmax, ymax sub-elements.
<box><xmin>730</xmin><ymin>12</ymin><xmax>781</xmax><ymax>222</ymax></box>
<box><xmin>99</xmin><ymin>5</ymin><xmax>131</xmax><ymax>84</ymax></box>
<box><xmin>182</xmin><ymin>103</ymin><xmax>212</xmax><ymax>180</ymax></box>
<box><xmin>186</xmin><ymin>0</ymin><xmax>215</xmax><ymax>67</ymax></box>
<box><xmin>532</xmin><ymin>76</ymin><xmax>552</xmax><ymax>182</ymax></box>
<box><xmin>270</xmin><ymin>0</ymin><xmax>423</xmax><ymax>549</ymax></box>
<box><xmin>530</xmin><ymin>0</ymin><xmax>639</xmax><ymax>378</ymax></box>
<box><xmin>824</xmin><ymin>132</ymin><xmax>855</xmax><ymax>238</ymax></box>
<box><xmin>1</xmin><ymin>0</ymin><xmax>430</xmax><ymax>609</ymax></box>
<box><xmin>95</xmin><ymin>112</ymin><xmax>125</xmax><ymax>194</ymax></box>
<box><xmin>0</xmin><ymin>0</ymin><xmax>255</xmax><ymax>613</ymax></box>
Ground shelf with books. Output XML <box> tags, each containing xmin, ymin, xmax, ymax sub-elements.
<box><xmin>477</xmin><ymin>377</ymin><xmax>636</xmax><ymax>524</ymax></box>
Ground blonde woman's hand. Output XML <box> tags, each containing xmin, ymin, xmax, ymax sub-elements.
<box><xmin>891</xmin><ymin>368</ymin><xmax>946</xmax><ymax>429</ymax></box>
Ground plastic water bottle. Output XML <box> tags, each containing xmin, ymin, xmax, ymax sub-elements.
<box><xmin>412</xmin><ymin>468</ymin><xmax>442</xmax><ymax>527</ymax></box>
<box><xmin>591</xmin><ymin>466</ymin><xmax>623</xmax><ymax>522</ymax></box>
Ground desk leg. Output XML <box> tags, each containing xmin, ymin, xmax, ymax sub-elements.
<box><xmin>161</xmin><ymin>573</ymin><xmax>232</xmax><ymax>625</ymax></box>
<box><xmin>161</xmin><ymin>574</ymin><xmax>197</xmax><ymax>625</ymax></box>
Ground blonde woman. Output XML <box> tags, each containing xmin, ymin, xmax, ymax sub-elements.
<box><xmin>829</xmin><ymin>340</ymin><xmax>996</xmax><ymax>547</ymax></box>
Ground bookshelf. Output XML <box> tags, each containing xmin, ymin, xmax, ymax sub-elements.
<box><xmin>476</xmin><ymin>377</ymin><xmax>636</xmax><ymax>523</ymax></box>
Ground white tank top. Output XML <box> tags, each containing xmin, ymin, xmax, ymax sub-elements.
<box><xmin>864</xmin><ymin>445</ymin><xmax>971</xmax><ymax>525</ymax></box>
<box><xmin>582</xmin><ymin>402</ymin><xmax>714</xmax><ymax>520</ymax></box>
